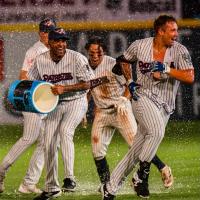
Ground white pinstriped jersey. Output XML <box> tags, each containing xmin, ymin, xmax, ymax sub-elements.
<box><xmin>124</xmin><ymin>37</ymin><xmax>194</xmax><ymax>113</ymax></box>
<box><xmin>0</xmin><ymin>40</ymin><xmax>49</xmax><ymax>187</ymax></box>
<box><xmin>91</xmin><ymin>55</ymin><xmax>137</xmax><ymax>160</ymax></box>
<box><xmin>91</xmin><ymin>55</ymin><xmax>126</xmax><ymax>109</ymax></box>
<box><xmin>28</xmin><ymin>49</ymin><xmax>94</xmax><ymax>100</ymax></box>
<box><xmin>22</xmin><ymin>41</ymin><xmax>48</xmax><ymax>71</ymax></box>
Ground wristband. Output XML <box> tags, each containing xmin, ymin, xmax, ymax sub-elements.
<box><xmin>164</xmin><ymin>63</ymin><xmax>171</xmax><ymax>74</ymax></box>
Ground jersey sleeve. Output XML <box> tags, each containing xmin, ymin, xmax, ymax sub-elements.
<box><xmin>177</xmin><ymin>45</ymin><xmax>194</xmax><ymax>70</ymax></box>
<box><xmin>21</xmin><ymin>48</ymin><xmax>37</xmax><ymax>71</ymax></box>
<box><xmin>27</xmin><ymin>60</ymin><xmax>41</xmax><ymax>80</ymax></box>
<box><xmin>123</xmin><ymin>40</ymin><xmax>139</xmax><ymax>62</ymax></box>
<box><xmin>76</xmin><ymin>54</ymin><xmax>95</xmax><ymax>81</ymax></box>
<box><xmin>114</xmin><ymin>74</ymin><xmax>127</xmax><ymax>85</ymax></box>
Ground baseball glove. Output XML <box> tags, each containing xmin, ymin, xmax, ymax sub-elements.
<box><xmin>112</xmin><ymin>62</ymin><xmax>123</xmax><ymax>75</ymax></box>
<box><xmin>90</xmin><ymin>76</ymin><xmax>109</xmax><ymax>89</ymax></box>
<box><xmin>114</xmin><ymin>96</ymin><xmax>129</xmax><ymax>115</ymax></box>
<box><xmin>112</xmin><ymin>55</ymin><xmax>132</xmax><ymax>75</ymax></box>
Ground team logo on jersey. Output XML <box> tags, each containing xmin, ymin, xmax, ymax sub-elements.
<box><xmin>138</xmin><ymin>61</ymin><xmax>152</xmax><ymax>74</ymax></box>
<box><xmin>43</xmin><ymin>73</ymin><xmax>73</xmax><ymax>83</ymax></box>
<box><xmin>182</xmin><ymin>53</ymin><xmax>192</xmax><ymax>65</ymax></box>
<box><xmin>27</xmin><ymin>59</ymin><xmax>33</xmax><ymax>66</ymax></box>
<box><xmin>139</xmin><ymin>61</ymin><xmax>175</xmax><ymax>74</ymax></box>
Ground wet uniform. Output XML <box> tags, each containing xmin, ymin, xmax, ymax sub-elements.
<box><xmin>91</xmin><ymin>55</ymin><xmax>137</xmax><ymax>159</ymax></box>
<box><xmin>106</xmin><ymin>37</ymin><xmax>194</xmax><ymax>194</ymax></box>
<box><xmin>0</xmin><ymin>41</ymin><xmax>48</xmax><ymax>186</ymax></box>
<box><xmin>28</xmin><ymin>48</ymin><xmax>94</xmax><ymax>192</ymax></box>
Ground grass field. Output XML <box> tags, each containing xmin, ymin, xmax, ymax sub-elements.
<box><xmin>0</xmin><ymin>120</ymin><xmax>200</xmax><ymax>200</ymax></box>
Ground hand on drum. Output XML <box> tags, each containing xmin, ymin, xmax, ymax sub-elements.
<box><xmin>51</xmin><ymin>85</ymin><xmax>65</xmax><ymax>95</ymax></box>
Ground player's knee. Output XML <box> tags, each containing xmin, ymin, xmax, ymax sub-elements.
<box><xmin>150</xmin><ymin>122</ymin><xmax>165</xmax><ymax>133</ymax></box>
<box><xmin>60</xmin><ymin>126</ymin><xmax>75</xmax><ymax>139</ymax></box>
<box><xmin>151</xmin><ymin>127</ymin><xmax>165</xmax><ymax>142</ymax></box>
<box><xmin>21</xmin><ymin>138</ymin><xmax>35</xmax><ymax>146</ymax></box>
<box><xmin>44</xmin><ymin>142</ymin><xmax>55</xmax><ymax>154</ymax></box>
<box><xmin>92</xmin><ymin>135</ymin><xmax>100</xmax><ymax>144</ymax></box>
<box><xmin>126</xmin><ymin>133</ymin><xmax>135</xmax><ymax>147</ymax></box>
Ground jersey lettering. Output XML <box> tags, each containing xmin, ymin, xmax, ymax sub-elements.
<box><xmin>138</xmin><ymin>60</ymin><xmax>152</xmax><ymax>71</ymax></box>
<box><xmin>43</xmin><ymin>73</ymin><xmax>73</xmax><ymax>83</ymax></box>
<box><xmin>139</xmin><ymin>60</ymin><xmax>175</xmax><ymax>72</ymax></box>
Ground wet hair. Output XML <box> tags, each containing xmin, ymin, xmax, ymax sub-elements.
<box><xmin>153</xmin><ymin>15</ymin><xmax>177</xmax><ymax>34</ymax></box>
<box><xmin>85</xmin><ymin>36</ymin><xmax>107</xmax><ymax>52</ymax></box>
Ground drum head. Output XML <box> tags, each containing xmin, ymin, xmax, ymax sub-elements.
<box><xmin>33</xmin><ymin>83</ymin><xmax>59</xmax><ymax>113</ymax></box>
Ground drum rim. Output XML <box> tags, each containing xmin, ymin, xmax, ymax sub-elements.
<box><xmin>32</xmin><ymin>82</ymin><xmax>59</xmax><ymax>114</ymax></box>
<box><xmin>7</xmin><ymin>80</ymin><xmax>21</xmax><ymax>105</ymax></box>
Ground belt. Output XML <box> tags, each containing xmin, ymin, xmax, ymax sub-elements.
<box><xmin>58</xmin><ymin>99</ymin><xmax>69</xmax><ymax>104</ymax></box>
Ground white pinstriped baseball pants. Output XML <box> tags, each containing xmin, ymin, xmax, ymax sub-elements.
<box><xmin>107</xmin><ymin>95</ymin><xmax>170</xmax><ymax>194</ymax></box>
<box><xmin>43</xmin><ymin>95</ymin><xmax>88</xmax><ymax>192</ymax></box>
<box><xmin>0</xmin><ymin>112</ymin><xmax>45</xmax><ymax>186</ymax></box>
<box><xmin>92</xmin><ymin>101</ymin><xmax>137</xmax><ymax>160</ymax></box>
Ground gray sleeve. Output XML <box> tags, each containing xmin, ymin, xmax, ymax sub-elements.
<box><xmin>27</xmin><ymin>61</ymin><xmax>41</xmax><ymax>80</ymax></box>
<box><xmin>114</xmin><ymin>74</ymin><xmax>127</xmax><ymax>85</ymax></box>
<box><xmin>21</xmin><ymin>48</ymin><xmax>37</xmax><ymax>71</ymax></box>
<box><xmin>177</xmin><ymin>45</ymin><xmax>194</xmax><ymax>70</ymax></box>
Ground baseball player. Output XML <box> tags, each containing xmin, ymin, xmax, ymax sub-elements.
<box><xmin>28</xmin><ymin>28</ymin><xmax>108</xmax><ymax>200</ymax></box>
<box><xmin>0</xmin><ymin>18</ymin><xmax>56</xmax><ymax>194</ymax></box>
<box><xmin>86</xmin><ymin>36</ymin><xmax>173</xmax><ymax>189</ymax></box>
<box><xmin>102</xmin><ymin>15</ymin><xmax>194</xmax><ymax>199</ymax></box>
<box><xmin>85</xmin><ymin>36</ymin><xmax>137</xmax><ymax>186</ymax></box>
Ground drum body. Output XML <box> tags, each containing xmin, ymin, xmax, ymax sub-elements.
<box><xmin>7</xmin><ymin>80</ymin><xmax>59</xmax><ymax>114</ymax></box>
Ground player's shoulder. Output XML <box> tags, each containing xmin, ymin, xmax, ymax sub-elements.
<box><xmin>27</xmin><ymin>41</ymin><xmax>43</xmax><ymax>51</ymax></box>
<box><xmin>173</xmin><ymin>41</ymin><xmax>188</xmax><ymax>51</ymax></box>
<box><xmin>103</xmin><ymin>55</ymin><xmax>116</xmax><ymax>63</ymax></box>
<box><xmin>137</xmin><ymin>37</ymin><xmax>153</xmax><ymax>44</ymax></box>
<box><xmin>25</xmin><ymin>41</ymin><xmax>47</xmax><ymax>56</ymax></box>
<box><xmin>170</xmin><ymin>41</ymin><xmax>190</xmax><ymax>57</ymax></box>
<box><xmin>129</xmin><ymin>37</ymin><xmax>153</xmax><ymax>48</ymax></box>
<box><xmin>101</xmin><ymin>56</ymin><xmax>116</xmax><ymax>71</ymax></box>
<box><xmin>34</xmin><ymin>50</ymin><xmax>50</xmax><ymax>61</ymax></box>
<box><xmin>66</xmin><ymin>49</ymin><xmax>87</xmax><ymax>60</ymax></box>
<box><xmin>66</xmin><ymin>49</ymin><xmax>81</xmax><ymax>55</ymax></box>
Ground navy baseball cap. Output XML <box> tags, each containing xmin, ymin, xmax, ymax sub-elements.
<box><xmin>48</xmin><ymin>28</ymin><xmax>69</xmax><ymax>41</ymax></box>
<box><xmin>39</xmin><ymin>18</ymin><xmax>56</xmax><ymax>32</ymax></box>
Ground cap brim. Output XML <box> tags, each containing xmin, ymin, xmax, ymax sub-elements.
<box><xmin>49</xmin><ymin>36</ymin><xmax>69</xmax><ymax>41</ymax></box>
